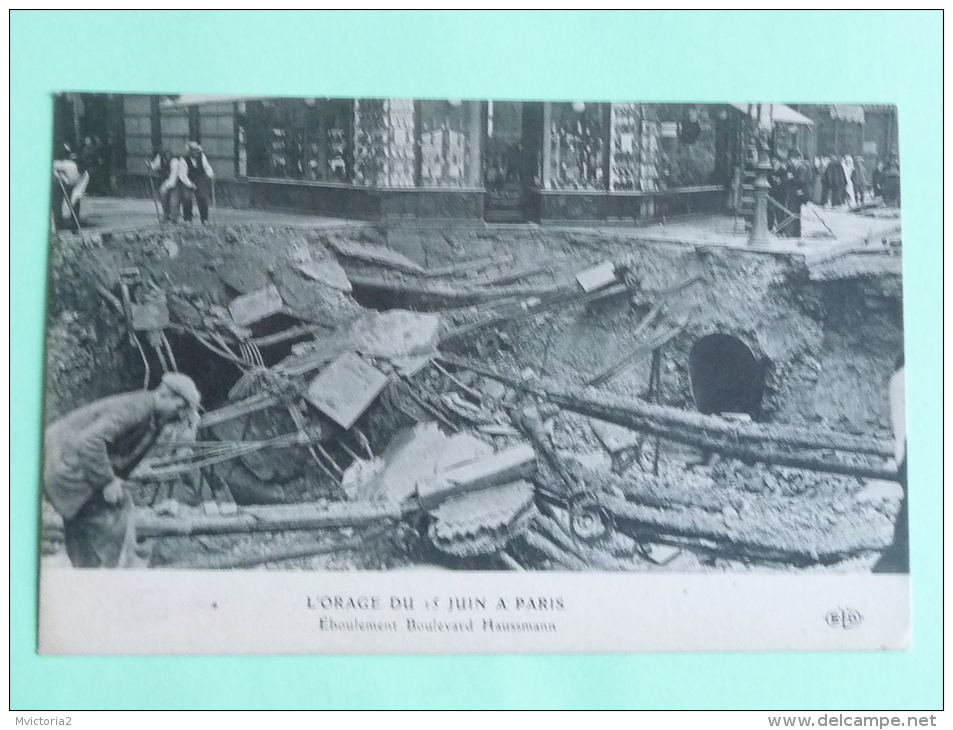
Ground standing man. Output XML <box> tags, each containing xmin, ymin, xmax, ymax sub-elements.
<box><xmin>51</xmin><ymin>152</ymin><xmax>90</xmax><ymax>233</ymax></box>
<box><xmin>149</xmin><ymin>147</ymin><xmax>177</xmax><ymax>222</ymax></box>
<box><xmin>767</xmin><ymin>154</ymin><xmax>786</xmax><ymax>232</ymax></box>
<box><xmin>43</xmin><ymin>373</ymin><xmax>202</xmax><ymax>568</ymax></box>
<box><xmin>181</xmin><ymin>141</ymin><xmax>215</xmax><ymax>225</ymax></box>
<box><xmin>781</xmin><ymin>149</ymin><xmax>811</xmax><ymax>239</ymax></box>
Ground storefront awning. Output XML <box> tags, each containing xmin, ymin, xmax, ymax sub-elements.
<box><xmin>730</xmin><ymin>103</ymin><xmax>814</xmax><ymax>126</ymax></box>
<box><xmin>160</xmin><ymin>94</ymin><xmax>269</xmax><ymax>108</ymax></box>
<box><xmin>829</xmin><ymin>104</ymin><xmax>865</xmax><ymax>124</ymax></box>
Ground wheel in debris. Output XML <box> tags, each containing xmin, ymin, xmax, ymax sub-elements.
<box><xmin>568</xmin><ymin>491</ymin><xmax>613</xmax><ymax>544</ymax></box>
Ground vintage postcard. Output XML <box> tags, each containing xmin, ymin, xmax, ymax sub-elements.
<box><xmin>39</xmin><ymin>94</ymin><xmax>907</xmax><ymax>654</ymax></box>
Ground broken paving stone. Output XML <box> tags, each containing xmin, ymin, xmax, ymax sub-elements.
<box><xmin>348</xmin><ymin>310</ymin><xmax>441</xmax><ymax>366</ymax></box>
<box><xmin>296</xmin><ymin>259</ymin><xmax>352</xmax><ymax>293</ymax></box>
<box><xmin>575</xmin><ymin>261</ymin><xmax>617</xmax><ymax>292</ymax></box>
<box><xmin>590</xmin><ymin>419</ymin><xmax>641</xmax><ymax>454</ymax></box>
<box><xmin>306</xmin><ymin>352</ymin><xmax>390</xmax><ymax>430</ymax></box>
<box><xmin>228</xmin><ymin>284</ymin><xmax>284</xmax><ymax>326</ymax></box>
<box><xmin>328</xmin><ymin>238</ymin><xmax>426</xmax><ymax>274</ymax></box>
<box><xmin>343</xmin><ymin>423</ymin><xmax>491</xmax><ymax>504</ymax></box>
<box><xmin>417</xmin><ymin>442</ymin><xmax>536</xmax><ymax>510</ymax></box>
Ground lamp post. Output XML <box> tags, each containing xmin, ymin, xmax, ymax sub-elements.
<box><xmin>749</xmin><ymin>108</ymin><xmax>772</xmax><ymax>246</ymax></box>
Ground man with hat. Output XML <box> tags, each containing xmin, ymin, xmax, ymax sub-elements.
<box><xmin>780</xmin><ymin>148</ymin><xmax>812</xmax><ymax>239</ymax></box>
<box><xmin>43</xmin><ymin>373</ymin><xmax>202</xmax><ymax>568</ymax></box>
<box><xmin>181</xmin><ymin>141</ymin><xmax>215</xmax><ymax>225</ymax></box>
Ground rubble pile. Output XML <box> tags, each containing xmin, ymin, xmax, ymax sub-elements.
<box><xmin>41</xmin><ymin>222</ymin><xmax>905</xmax><ymax>572</ymax></box>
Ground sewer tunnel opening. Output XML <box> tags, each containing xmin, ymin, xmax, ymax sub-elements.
<box><xmin>688</xmin><ymin>334</ymin><xmax>764</xmax><ymax>419</ymax></box>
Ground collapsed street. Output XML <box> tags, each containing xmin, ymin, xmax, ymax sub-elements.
<box><xmin>40</xmin><ymin>198</ymin><xmax>904</xmax><ymax>573</ymax></box>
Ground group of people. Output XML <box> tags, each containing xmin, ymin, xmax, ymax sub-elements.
<box><xmin>149</xmin><ymin>141</ymin><xmax>216</xmax><ymax>225</ymax></box>
<box><xmin>817</xmin><ymin>153</ymin><xmax>878</xmax><ymax>208</ymax></box>
<box><xmin>728</xmin><ymin>149</ymin><xmax>887</xmax><ymax>241</ymax></box>
<box><xmin>766</xmin><ymin>148</ymin><xmax>813</xmax><ymax>238</ymax></box>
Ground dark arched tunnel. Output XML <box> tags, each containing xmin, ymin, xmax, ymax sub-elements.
<box><xmin>689</xmin><ymin>334</ymin><xmax>765</xmax><ymax>419</ymax></box>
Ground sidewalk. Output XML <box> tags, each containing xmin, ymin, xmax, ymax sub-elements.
<box><xmin>68</xmin><ymin>196</ymin><xmax>365</xmax><ymax>234</ymax></box>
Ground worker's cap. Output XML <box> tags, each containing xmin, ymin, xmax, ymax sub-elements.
<box><xmin>187</xmin><ymin>141</ymin><xmax>203</xmax><ymax>153</ymax></box>
<box><xmin>160</xmin><ymin>372</ymin><xmax>202</xmax><ymax>410</ymax></box>
<box><xmin>788</xmin><ymin>148</ymin><xmax>802</xmax><ymax>159</ymax></box>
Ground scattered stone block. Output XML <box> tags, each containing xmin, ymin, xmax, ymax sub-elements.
<box><xmin>228</xmin><ymin>284</ymin><xmax>284</xmax><ymax>326</ymax></box>
<box><xmin>306</xmin><ymin>352</ymin><xmax>390</xmax><ymax>429</ymax></box>
<box><xmin>296</xmin><ymin>259</ymin><xmax>352</xmax><ymax>293</ymax></box>
<box><xmin>575</xmin><ymin>261</ymin><xmax>617</xmax><ymax>292</ymax></box>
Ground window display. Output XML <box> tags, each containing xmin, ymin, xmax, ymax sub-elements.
<box><xmin>419</xmin><ymin>100</ymin><xmax>470</xmax><ymax>187</ymax></box>
<box><xmin>548</xmin><ymin>102</ymin><xmax>606</xmax><ymax>190</ymax></box>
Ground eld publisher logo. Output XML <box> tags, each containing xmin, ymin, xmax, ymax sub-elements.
<box><xmin>825</xmin><ymin>608</ymin><xmax>863</xmax><ymax>629</ymax></box>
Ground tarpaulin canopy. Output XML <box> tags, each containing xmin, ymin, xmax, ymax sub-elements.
<box><xmin>160</xmin><ymin>94</ymin><xmax>269</xmax><ymax>108</ymax></box>
<box><xmin>730</xmin><ymin>103</ymin><xmax>814</xmax><ymax>127</ymax></box>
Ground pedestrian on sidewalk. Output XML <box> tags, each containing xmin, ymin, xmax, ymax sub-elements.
<box><xmin>181</xmin><ymin>141</ymin><xmax>215</xmax><ymax>225</ymax></box>
<box><xmin>818</xmin><ymin>156</ymin><xmax>831</xmax><ymax>206</ymax></box>
<box><xmin>872</xmin><ymin>159</ymin><xmax>885</xmax><ymax>199</ymax></box>
<box><xmin>841</xmin><ymin>154</ymin><xmax>856</xmax><ymax>207</ymax></box>
<box><xmin>43</xmin><ymin>373</ymin><xmax>202</xmax><ymax>568</ymax></box>
<box><xmin>852</xmin><ymin>155</ymin><xmax>869</xmax><ymax>206</ymax></box>
<box><xmin>779</xmin><ymin>149</ymin><xmax>810</xmax><ymax>239</ymax></box>
<box><xmin>824</xmin><ymin>153</ymin><xmax>848</xmax><ymax>207</ymax></box>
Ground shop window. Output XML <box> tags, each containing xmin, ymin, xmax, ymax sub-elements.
<box><xmin>419</xmin><ymin>100</ymin><xmax>469</xmax><ymax>187</ymax></box>
<box><xmin>655</xmin><ymin>104</ymin><xmax>717</xmax><ymax>189</ymax></box>
<box><xmin>548</xmin><ymin>102</ymin><xmax>606</xmax><ymax>190</ymax></box>
<box><xmin>609</xmin><ymin>103</ymin><xmax>659</xmax><ymax>192</ymax></box>
<box><xmin>246</xmin><ymin>98</ymin><xmax>352</xmax><ymax>183</ymax></box>
<box><xmin>353</xmin><ymin>98</ymin><xmax>415</xmax><ymax>187</ymax></box>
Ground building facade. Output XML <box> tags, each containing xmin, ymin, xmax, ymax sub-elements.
<box><xmin>62</xmin><ymin>94</ymin><xmax>874</xmax><ymax>225</ymax></box>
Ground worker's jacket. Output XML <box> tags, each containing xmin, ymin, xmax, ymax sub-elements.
<box><xmin>43</xmin><ymin>392</ymin><xmax>162</xmax><ymax>520</ymax></box>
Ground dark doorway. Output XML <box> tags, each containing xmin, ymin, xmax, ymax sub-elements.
<box><xmin>484</xmin><ymin>101</ymin><xmax>536</xmax><ymax>223</ymax></box>
<box><xmin>689</xmin><ymin>334</ymin><xmax>764</xmax><ymax>418</ymax></box>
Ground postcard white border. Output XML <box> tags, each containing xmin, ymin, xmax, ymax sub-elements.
<box><xmin>39</xmin><ymin>569</ymin><xmax>909</xmax><ymax>655</ymax></box>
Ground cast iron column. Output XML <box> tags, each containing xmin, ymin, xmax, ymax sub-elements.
<box><xmin>749</xmin><ymin>157</ymin><xmax>771</xmax><ymax>245</ymax></box>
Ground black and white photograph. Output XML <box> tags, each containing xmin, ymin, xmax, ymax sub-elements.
<box><xmin>39</xmin><ymin>93</ymin><xmax>908</xmax><ymax>654</ymax></box>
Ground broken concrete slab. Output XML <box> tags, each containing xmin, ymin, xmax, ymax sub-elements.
<box><xmin>417</xmin><ymin>442</ymin><xmax>537</xmax><ymax>509</ymax></box>
<box><xmin>306</xmin><ymin>352</ymin><xmax>390</xmax><ymax>430</ymax></box>
<box><xmin>131</xmin><ymin>296</ymin><xmax>170</xmax><ymax>331</ymax></box>
<box><xmin>296</xmin><ymin>259</ymin><xmax>353</xmax><ymax>293</ymax></box>
<box><xmin>576</xmin><ymin>261</ymin><xmax>617</xmax><ymax>292</ymax></box>
<box><xmin>343</xmin><ymin>424</ymin><xmax>492</xmax><ymax>504</ymax></box>
<box><xmin>328</xmin><ymin>238</ymin><xmax>426</xmax><ymax>274</ymax></box>
<box><xmin>590</xmin><ymin>419</ymin><xmax>641</xmax><ymax>454</ymax></box>
<box><xmin>228</xmin><ymin>284</ymin><xmax>284</xmax><ymax>326</ymax></box>
<box><xmin>348</xmin><ymin>310</ymin><xmax>441</xmax><ymax>365</ymax></box>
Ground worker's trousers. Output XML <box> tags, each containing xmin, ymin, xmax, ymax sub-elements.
<box><xmin>181</xmin><ymin>178</ymin><xmax>211</xmax><ymax>224</ymax></box>
<box><xmin>63</xmin><ymin>490</ymin><xmax>137</xmax><ymax>568</ymax></box>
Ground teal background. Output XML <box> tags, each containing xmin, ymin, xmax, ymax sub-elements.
<box><xmin>11</xmin><ymin>10</ymin><xmax>942</xmax><ymax>710</ymax></box>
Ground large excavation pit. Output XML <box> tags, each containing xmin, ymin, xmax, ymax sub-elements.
<box><xmin>40</xmin><ymin>219</ymin><xmax>906</xmax><ymax>573</ymax></box>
